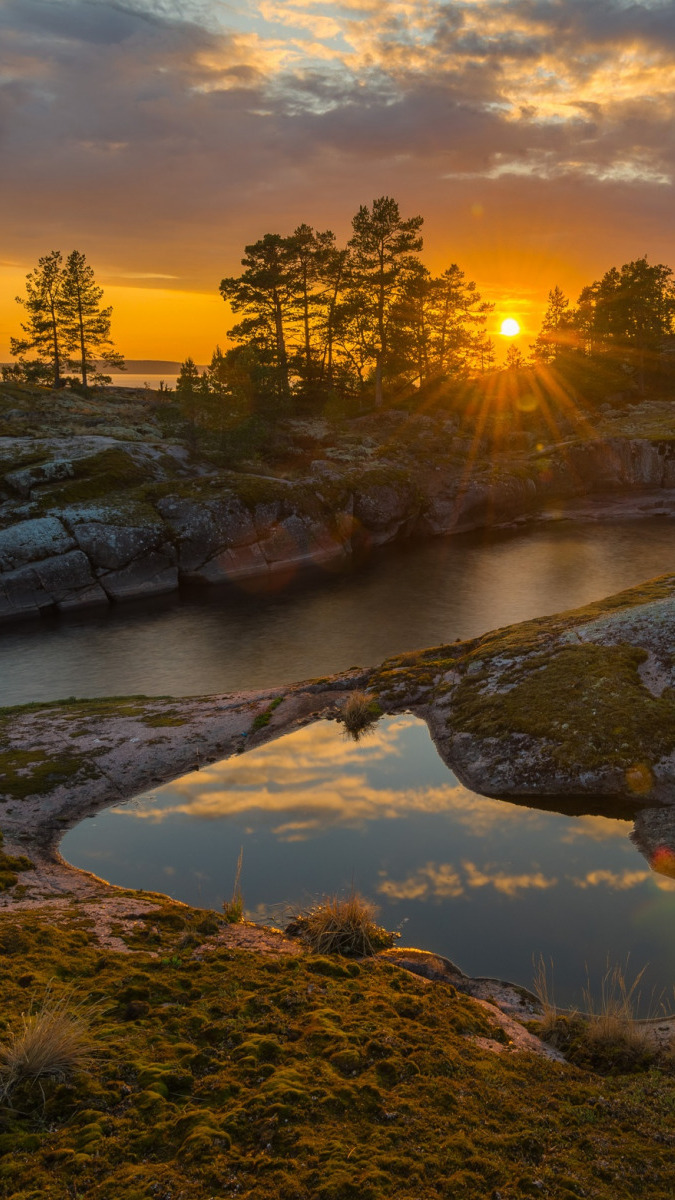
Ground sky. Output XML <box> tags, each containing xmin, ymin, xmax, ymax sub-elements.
<box><xmin>2</xmin><ymin>0</ymin><xmax>675</xmax><ymax>361</ymax></box>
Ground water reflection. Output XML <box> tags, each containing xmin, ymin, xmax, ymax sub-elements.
<box><xmin>61</xmin><ymin>715</ymin><xmax>675</xmax><ymax>1009</ymax></box>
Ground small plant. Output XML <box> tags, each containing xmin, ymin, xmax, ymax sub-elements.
<box><xmin>288</xmin><ymin>891</ymin><xmax>398</xmax><ymax>957</ymax></box>
<box><xmin>223</xmin><ymin>846</ymin><xmax>244</xmax><ymax>924</ymax></box>
<box><xmin>0</xmin><ymin>986</ymin><xmax>96</xmax><ymax>1095</ymax></box>
<box><xmin>340</xmin><ymin>691</ymin><xmax>382</xmax><ymax>740</ymax></box>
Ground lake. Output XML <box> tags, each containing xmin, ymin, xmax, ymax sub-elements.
<box><xmin>6</xmin><ymin>513</ymin><xmax>675</xmax><ymax>1008</ymax></box>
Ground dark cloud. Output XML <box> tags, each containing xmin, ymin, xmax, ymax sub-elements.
<box><xmin>1</xmin><ymin>0</ymin><xmax>674</xmax><ymax>303</ymax></box>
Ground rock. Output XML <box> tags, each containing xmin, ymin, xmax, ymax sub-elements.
<box><xmin>0</xmin><ymin>517</ymin><xmax>74</xmax><ymax>569</ymax></box>
<box><xmin>156</xmin><ymin>496</ymin><xmax>257</xmax><ymax>572</ymax></box>
<box><xmin>98</xmin><ymin>551</ymin><xmax>178</xmax><ymax>600</ymax></box>
<box><xmin>0</xmin><ymin>550</ymin><xmax>107</xmax><ymax>619</ymax></box>
<box><xmin>72</xmin><ymin>521</ymin><xmax>174</xmax><ymax>572</ymax></box>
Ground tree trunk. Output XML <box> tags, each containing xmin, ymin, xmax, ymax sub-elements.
<box><xmin>48</xmin><ymin>294</ymin><xmax>62</xmax><ymax>388</ymax></box>
<box><xmin>273</xmin><ymin>293</ymin><xmax>290</xmax><ymax>398</ymax></box>
<box><xmin>77</xmin><ymin>284</ymin><xmax>87</xmax><ymax>387</ymax></box>
<box><xmin>375</xmin><ymin>355</ymin><xmax>383</xmax><ymax>407</ymax></box>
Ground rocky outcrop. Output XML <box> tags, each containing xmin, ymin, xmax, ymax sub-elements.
<box><xmin>3</xmin><ymin>430</ymin><xmax>675</xmax><ymax>624</ymax></box>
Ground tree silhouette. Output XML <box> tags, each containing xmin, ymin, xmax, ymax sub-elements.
<box><xmin>532</xmin><ymin>286</ymin><xmax>570</xmax><ymax>363</ymax></box>
<box><xmin>9</xmin><ymin>250</ymin><xmax>67</xmax><ymax>388</ymax></box>
<box><xmin>347</xmin><ymin>196</ymin><xmax>424</xmax><ymax>406</ymax></box>
<box><xmin>61</xmin><ymin>251</ymin><xmax>124</xmax><ymax>386</ymax></box>
<box><xmin>220</xmin><ymin>235</ymin><xmax>294</xmax><ymax>404</ymax></box>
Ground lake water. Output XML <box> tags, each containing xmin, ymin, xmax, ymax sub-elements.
<box><xmin>6</xmin><ymin>514</ymin><xmax>675</xmax><ymax>1007</ymax></box>
<box><xmin>2</xmin><ymin>516</ymin><xmax>674</xmax><ymax>707</ymax></box>
<box><xmin>61</xmin><ymin>714</ymin><xmax>675</xmax><ymax>1010</ymax></box>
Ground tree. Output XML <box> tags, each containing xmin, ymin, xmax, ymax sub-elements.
<box><xmin>504</xmin><ymin>344</ymin><xmax>525</xmax><ymax>370</ymax></box>
<box><xmin>9</xmin><ymin>250</ymin><xmax>67</xmax><ymax>388</ymax></box>
<box><xmin>569</xmin><ymin>257</ymin><xmax>675</xmax><ymax>391</ymax></box>
<box><xmin>220</xmin><ymin>234</ymin><xmax>294</xmax><ymax>404</ymax></box>
<box><xmin>61</xmin><ymin>251</ymin><xmax>124</xmax><ymax>387</ymax></box>
<box><xmin>531</xmin><ymin>286</ymin><xmax>570</xmax><ymax>363</ymax></box>
<box><xmin>346</xmin><ymin>196</ymin><xmax>424</xmax><ymax>405</ymax></box>
<box><xmin>176</xmin><ymin>357</ymin><xmax>202</xmax><ymax>427</ymax></box>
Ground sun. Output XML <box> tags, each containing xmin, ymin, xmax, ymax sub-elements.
<box><xmin>500</xmin><ymin>318</ymin><xmax>520</xmax><ymax>337</ymax></box>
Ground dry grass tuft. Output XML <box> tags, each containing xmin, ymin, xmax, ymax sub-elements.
<box><xmin>0</xmin><ymin>986</ymin><xmax>97</xmax><ymax>1095</ymax></box>
<box><xmin>340</xmin><ymin>692</ymin><xmax>382</xmax><ymax>740</ymax></box>
<box><xmin>580</xmin><ymin>963</ymin><xmax>654</xmax><ymax>1064</ymax></box>
<box><xmin>288</xmin><ymin>891</ymin><xmax>398</xmax><ymax>957</ymax></box>
<box><xmin>533</xmin><ymin>958</ymin><xmax>660</xmax><ymax>1072</ymax></box>
<box><xmin>223</xmin><ymin>846</ymin><xmax>245</xmax><ymax>924</ymax></box>
<box><xmin>532</xmin><ymin>954</ymin><xmax>560</xmax><ymax>1041</ymax></box>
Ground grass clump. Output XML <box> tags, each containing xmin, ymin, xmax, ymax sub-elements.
<box><xmin>289</xmin><ymin>892</ymin><xmax>398</xmax><ymax>957</ymax></box>
<box><xmin>533</xmin><ymin>957</ymin><xmax>664</xmax><ymax>1074</ymax></box>
<box><xmin>0</xmin><ymin>986</ymin><xmax>96</xmax><ymax>1096</ymax></box>
<box><xmin>340</xmin><ymin>691</ymin><xmax>382</xmax><ymax>740</ymax></box>
<box><xmin>223</xmin><ymin>847</ymin><xmax>245</xmax><ymax>924</ymax></box>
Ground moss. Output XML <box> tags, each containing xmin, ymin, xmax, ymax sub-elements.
<box><xmin>451</xmin><ymin>642</ymin><xmax>675</xmax><ymax>770</ymax></box>
<box><xmin>0</xmin><ymin>749</ymin><xmax>100</xmax><ymax>800</ymax></box>
<box><xmin>0</xmin><ymin>903</ymin><xmax>673</xmax><ymax>1200</ymax></box>
<box><xmin>0</xmin><ymin>831</ymin><xmax>33</xmax><ymax>891</ymax></box>
<box><xmin>251</xmin><ymin>696</ymin><xmax>284</xmax><ymax>732</ymax></box>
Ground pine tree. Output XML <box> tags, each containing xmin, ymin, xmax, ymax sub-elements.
<box><xmin>505</xmin><ymin>344</ymin><xmax>525</xmax><ymax>370</ymax></box>
<box><xmin>532</xmin><ymin>286</ymin><xmax>570</xmax><ymax>363</ymax></box>
<box><xmin>9</xmin><ymin>250</ymin><xmax>67</xmax><ymax>388</ymax></box>
<box><xmin>61</xmin><ymin>250</ymin><xmax>124</xmax><ymax>387</ymax></box>
<box><xmin>347</xmin><ymin>197</ymin><xmax>424</xmax><ymax>406</ymax></box>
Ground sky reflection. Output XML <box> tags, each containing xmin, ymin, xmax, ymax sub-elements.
<box><xmin>62</xmin><ymin>714</ymin><xmax>675</xmax><ymax>1008</ymax></box>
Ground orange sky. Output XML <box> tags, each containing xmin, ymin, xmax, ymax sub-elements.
<box><xmin>3</xmin><ymin>0</ymin><xmax>675</xmax><ymax>364</ymax></box>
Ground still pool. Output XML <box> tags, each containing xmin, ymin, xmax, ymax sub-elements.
<box><xmin>61</xmin><ymin>714</ymin><xmax>675</xmax><ymax>1011</ymax></box>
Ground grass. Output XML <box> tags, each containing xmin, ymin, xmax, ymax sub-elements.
<box><xmin>222</xmin><ymin>847</ymin><xmax>244</xmax><ymax>924</ymax></box>
<box><xmin>288</xmin><ymin>892</ymin><xmax>399</xmax><ymax>957</ymax></box>
<box><xmin>0</xmin><ymin>985</ymin><xmax>97</xmax><ymax>1097</ymax></box>
<box><xmin>340</xmin><ymin>691</ymin><xmax>382</xmax><ymax>740</ymax></box>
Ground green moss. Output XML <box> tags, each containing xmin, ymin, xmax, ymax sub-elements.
<box><xmin>0</xmin><ymin>749</ymin><xmax>99</xmax><ymax>800</ymax></box>
<box><xmin>0</xmin><ymin>904</ymin><xmax>673</xmax><ymax>1200</ymax></box>
<box><xmin>251</xmin><ymin>696</ymin><xmax>284</xmax><ymax>732</ymax></box>
<box><xmin>451</xmin><ymin>642</ymin><xmax>675</xmax><ymax>770</ymax></box>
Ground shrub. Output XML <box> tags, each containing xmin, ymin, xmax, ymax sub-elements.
<box><xmin>0</xmin><ymin>987</ymin><xmax>96</xmax><ymax>1094</ymax></box>
<box><xmin>340</xmin><ymin>692</ymin><xmax>382</xmax><ymax>740</ymax></box>
<box><xmin>288</xmin><ymin>892</ymin><xmax>398</xmax><ymax>957</ymax></box>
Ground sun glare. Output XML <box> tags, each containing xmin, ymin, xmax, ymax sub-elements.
<box><xmin>500</xmin><ymin>318</ymin><xmax>520</xmax><ymax>337</ymax></box>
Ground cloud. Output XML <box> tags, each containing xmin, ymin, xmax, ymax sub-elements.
<box><xmin>376</xmin><ymin>858</ymin><xmax>558</xmax><ymax>900</ymax></box>
<box><xmin>2</xmin><ymin>0</ymin><xmax>675</xmax><ymax>352</ymax></box>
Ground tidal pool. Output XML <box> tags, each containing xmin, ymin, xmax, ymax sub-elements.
<box><xmin>61</xmin><ymin>714</ymin><xmax>675</xmax><ymax>1011</ymax></box>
